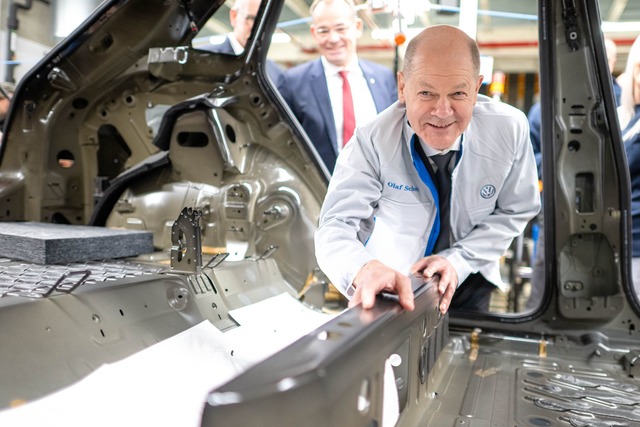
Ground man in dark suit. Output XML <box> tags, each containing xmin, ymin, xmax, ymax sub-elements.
<box><xmin>200</xmin><ymin>0</ymin><xmax>283</xmax><ymax>82</ymax></box>
<box><xmin>277</xmin><ymin>0</ymin><xmax>397</xmax><ymax>172</ymax></box>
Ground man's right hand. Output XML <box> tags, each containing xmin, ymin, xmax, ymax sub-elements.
<box><xmin>350</xmin><ymin>260</ymin><xmax>415</xmax><ymax>311</ymax></box>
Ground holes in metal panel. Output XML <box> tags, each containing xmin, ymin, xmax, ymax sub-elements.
<box><xmin>225</xmin><ymin>124</ymin><xmax>236</xmax><ymax>143</ymax></box>
<box><xmin>356</xmin><ymin>378</ymin><xmax>371</xmax><ymax>414</ymax></box>
<box><xmin>177</xmin><ymin>131</ymin><xmax>208</xmax><ymax>147</ymax></box>
<box><xmin>123</xmin><ymin>94</ymin><xmax>135</xmax><ymax>107</ymax></box>
<box><xmin>316</xmin><ymin>330</ymin><xmax>343</xmax><ymax>341</ymax></box>
<box><xmin>56</xmin><ymin>150</ymin><xmax>75</xmax><ymax>168</ymax></box>
<box><xmin>176</xmin><ymin>229</ymin><xmax>186</xmax><ymax>262</ymax></box>
<box><xmin>567</xmin><ymin>140</ymin><xmax>580</xmax><ymax>151</ymax></box>
<box><xmin>89</xmin><ymin>33</ymin><xmax>114</xmax><ymax>53</ymax></box>
<box><xmin>388</xmin><ymin>353</ymin><xmax>402</xmax><ymax>367</ymax></box>
<box><xmin>51</xmin><ymin>212</ymin><xmax>71</xmax><ymax>224</ymax></box>
<box><xmin>72</xmin><ymin>98</ymin><xmax>88</xmax><ymax>109</ymax></box>
<box><xmin>97</xmin><ymin>124</ymin><xmax>132</xmax><ymax>179</ymax></box>
<box><xmin>575</xmin><ymin>172</ymin><xmax>594</xmax><ymax>213</ymax></box>
<box><xmin>528</xmin><ymin>417</ymin><xmax>552</xmax><ymax>426</ymax></box>
<box><xmin>418</xmin><ymin>345</ymin><xmax>427</xmax><ymax>384</ymax></box>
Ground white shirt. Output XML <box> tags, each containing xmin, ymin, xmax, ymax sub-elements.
<box><xmin>419</xmin><ymin>132</ymin><xmax>462</xmax><ymax>170</ymax></box>
<box><xmin>321</xmin><ymin>56</ymin><xmax>378</xmax><ymax>150</ymax></box>
<box><xmin>421</xmin><ymin>135</ymin><xmax>462</xmax><ymax>157</ymax></box>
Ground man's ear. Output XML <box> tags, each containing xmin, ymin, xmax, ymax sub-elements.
<box><xmin>229</xmin><ymin>9</ymin><xmax>238</xmax><ymax>27</ymax></box>
<box><xmin>397</xmin><ymin>71</ymin><xmax>406</xmax><ymax>104</ymax></box>
<box><xmin>354</xmin><ymin>18</ymin><xmax>364</xmax><ymax>37</ymax></box>
<box><xmin>476</xmin><ymin>75</ymin><xmax>484</xmax><ymax>93</ymax></box>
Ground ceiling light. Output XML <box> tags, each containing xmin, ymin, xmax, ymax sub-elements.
<box><xmin>602</xmin><ymin>21</ymin><xmax>640</xmax><ymax>33</ymax></box>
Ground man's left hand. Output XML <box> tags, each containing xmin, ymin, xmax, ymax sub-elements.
<box><xmin>411</xmin><ymin>255</ymin><xmax>458</xmax><ymax>314</ymax></box>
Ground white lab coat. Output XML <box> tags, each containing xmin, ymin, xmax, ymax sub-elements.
<box><xmin>314</xmin><ymin>96</ymin><xmax>541</xmax><ymax>296</ymax></box>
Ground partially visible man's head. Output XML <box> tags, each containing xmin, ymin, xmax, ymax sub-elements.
<box><xmin>618</xmin><ymin>34</ymin><xmax>640</xmax><ymax>130</ymax></box>
<box><xmin>310</xmin><ymin>0</ymin><xmax>363</xmax><ymax>67</ymax></box>
<box><xmin>398</xmin><ymin>25</ymin><xmax>483</xmax><ymax>151</ymax></box>
<box><xmin>230</xmin><ymin>0</ymin><xmax>262</xmax><ymax>48</ymax></box>
<box><xmin>604</xmin><ymin>37</ymin><xmax>618</xmax><ymax>73</ymax></box>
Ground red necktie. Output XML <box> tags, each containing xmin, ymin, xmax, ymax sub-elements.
<box><xmin>339</xmin><ymin>70</ymin><xmax>355</xmax><ymax>146</ymax></box>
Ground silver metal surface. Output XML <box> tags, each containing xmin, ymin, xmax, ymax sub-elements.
<box><xmin>0</xmin><ymin>0</ymin><xmax>638</xmax><ymax>425</ymax></box>
<box><xmin>171</xmin><ymin>207</ymin><xmax>204</xmax><ymax>274</ymax></box>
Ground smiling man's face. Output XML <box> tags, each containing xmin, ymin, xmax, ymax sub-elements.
<box><xmin>398</xmin><ymin>33</ymin><xmax>483</xmax><ymax>150</ymax></box>
<box><xmin>310</xmin><ymin>0</ymin><xmax>362</xmax><ymax>67</ymax></box>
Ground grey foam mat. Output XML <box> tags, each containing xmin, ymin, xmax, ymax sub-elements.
<box><xmin>0</xmin><ymin>222</ymin><xmax>154</xmax><ymax>264</ymax></box>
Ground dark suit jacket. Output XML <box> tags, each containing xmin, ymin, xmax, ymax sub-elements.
<box><xmin>199</xmin><ymin>36</ymin><xmax>283</xmax><ymax>83</ymax></box>
<box><xmin>276</xmin><ymin>58</ymin><xmax>397</xmax><ymax>172</ymax></box>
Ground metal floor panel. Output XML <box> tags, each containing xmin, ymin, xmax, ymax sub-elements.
<box><xmin>425</xmin><ymin>334</ymin><xmax>640</xmax><ymax>427</ymax></box>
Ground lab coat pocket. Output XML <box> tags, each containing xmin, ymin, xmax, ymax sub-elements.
<box><xmin>364</xmin><ymin>197</ymin><xmax>434</xmax><ymax>275</ymax></box>
<box><xmin>463</xmin><ymin>172</ymin><xmax>506</xmax><ymax>220</ymax></box>
<box><xmin>453</xmin><ymin>172</ymin><xmax>504</xmax><ymax>234</ymax></box>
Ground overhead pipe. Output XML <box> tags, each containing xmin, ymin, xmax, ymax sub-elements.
<box><xmin>4</xmin><ymin>0</ymin><xmax>50</xmax><ymax>84</ymax></box>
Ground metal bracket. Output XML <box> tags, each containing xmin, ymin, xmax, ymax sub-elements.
<box><xmin>561</xmin><ymin>0</ymin><xmax>580</xmax><ymax>51</ymax></box>
<box><xmin>171</xmin><ymin>207</ymin><xmax>203</xmax><ymax>274</ymax></box>
<box><xmin>624</xmin><ymin>350</ymin><xmax>640</xmax><ymax>378</ymax></box>
<box><xmin>258</xmin><ymin>244</ymin><xmax>278</xmax><ymax>260</ymax></box>
<box><xmin>17</xmin><ymin>270</ymin><xmax>91</xmax><ymax>299</ymax></box>
<box><xmin>204</xmin><ymin>252</ymin><xmax>229</xmax><ymax>269</ymax></box>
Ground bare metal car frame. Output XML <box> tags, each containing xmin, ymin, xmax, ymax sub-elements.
<box><xmin>0</xmin><ymin>0</ymin><xmax>639</xmax><ymax>425</ymax></box>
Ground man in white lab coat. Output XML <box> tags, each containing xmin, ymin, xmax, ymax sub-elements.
<box><xmin>314</xmin><ymin>25</ymin><xmax>540</xmax><ymax>314</ymax></box>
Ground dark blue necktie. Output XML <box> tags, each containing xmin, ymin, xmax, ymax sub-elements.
<box><xmin>431</xmin><ymin>151</ymin><xmax>455</xmax><ymax>253</ymax></box>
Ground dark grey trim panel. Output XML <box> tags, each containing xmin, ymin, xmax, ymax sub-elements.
<box><xmin>201</xmin><ymin>277</ymin><xmax>446</xmax><ymax>426</ymax></box>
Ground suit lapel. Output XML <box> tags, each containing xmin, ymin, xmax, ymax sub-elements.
<box><xmin>309</xmin><ymin>59</ymin><xmax>338</xmax><ymax>152</ymax></box>
<box><xmin>221</xmin><ymin>37</ymin><xmax>234</xmax><ymax>55</ymax></box>
<box><xmin>359</xmin><ymin>60</ymin><xmax>385</xmax><ymax>113</ymax></box>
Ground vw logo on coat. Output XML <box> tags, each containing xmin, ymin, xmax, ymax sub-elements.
<box><xmin>480</xmin><ymin>185</ymin><xmax>496</xmax><ymax>199</ymax></box>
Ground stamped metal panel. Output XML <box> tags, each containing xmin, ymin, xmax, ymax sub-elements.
<box><xmin>0</xmin><ymin>273</ymin><xmax>202</xmax><ymax>407</ymax></box>
<box><xmin>422</xmin><ymin>329</ymin><xmax>640</xmax><ymax>426</ymax></box>
<box><xmin>542</xmin><ymin>0</ymin><xmax>631</xmax><ymax>322</ymax></box>
<box><xmin>201</xmin><ymin>277</ymin><xmax>448</xmax><ymax>426</ymax></box>
<box><xmin>0</xmin><ymin>256</ymin><xmax>297</xmax><ymax>410</ymax></box>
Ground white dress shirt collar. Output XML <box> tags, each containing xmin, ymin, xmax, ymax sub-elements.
<box><xmin>320</xmin><ymin>56</ymin><xmax>362</xmax><ymax>77</ymax></box>
<box><xmin>404</xmin><ymin>120</ymin><xmax>462</xmax><ymax>156</ymax></box>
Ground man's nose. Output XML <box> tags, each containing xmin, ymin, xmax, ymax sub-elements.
<box><xmin>327</xmin><ymin>30</ymin><xmax>341</xmax><ymax>42</ymax></box>
<box><xmin>432</xmin><ymin>97</ymin><xmax>452</xmax><ymax>117</ymax></box>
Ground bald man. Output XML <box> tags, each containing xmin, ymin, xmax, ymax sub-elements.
<box><xmin>315</xmin><ymin>25</ymin><xmax>540</xmax><ymax>313</ymax></box>
<box><xmin>201</xmin><ymin>0</ymin><xmax>283</xmax><ymax>81</ymax></box>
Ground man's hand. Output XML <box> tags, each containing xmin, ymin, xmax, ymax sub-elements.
<box><xmin>351</xmin><ymin>260</ymin><xmax>414</xmax><ymax>311</ymax></box>
<box><xmin>411</xmin><ymin>255</ymin><xmax>458</xmax><ymax>314</ymax></box>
